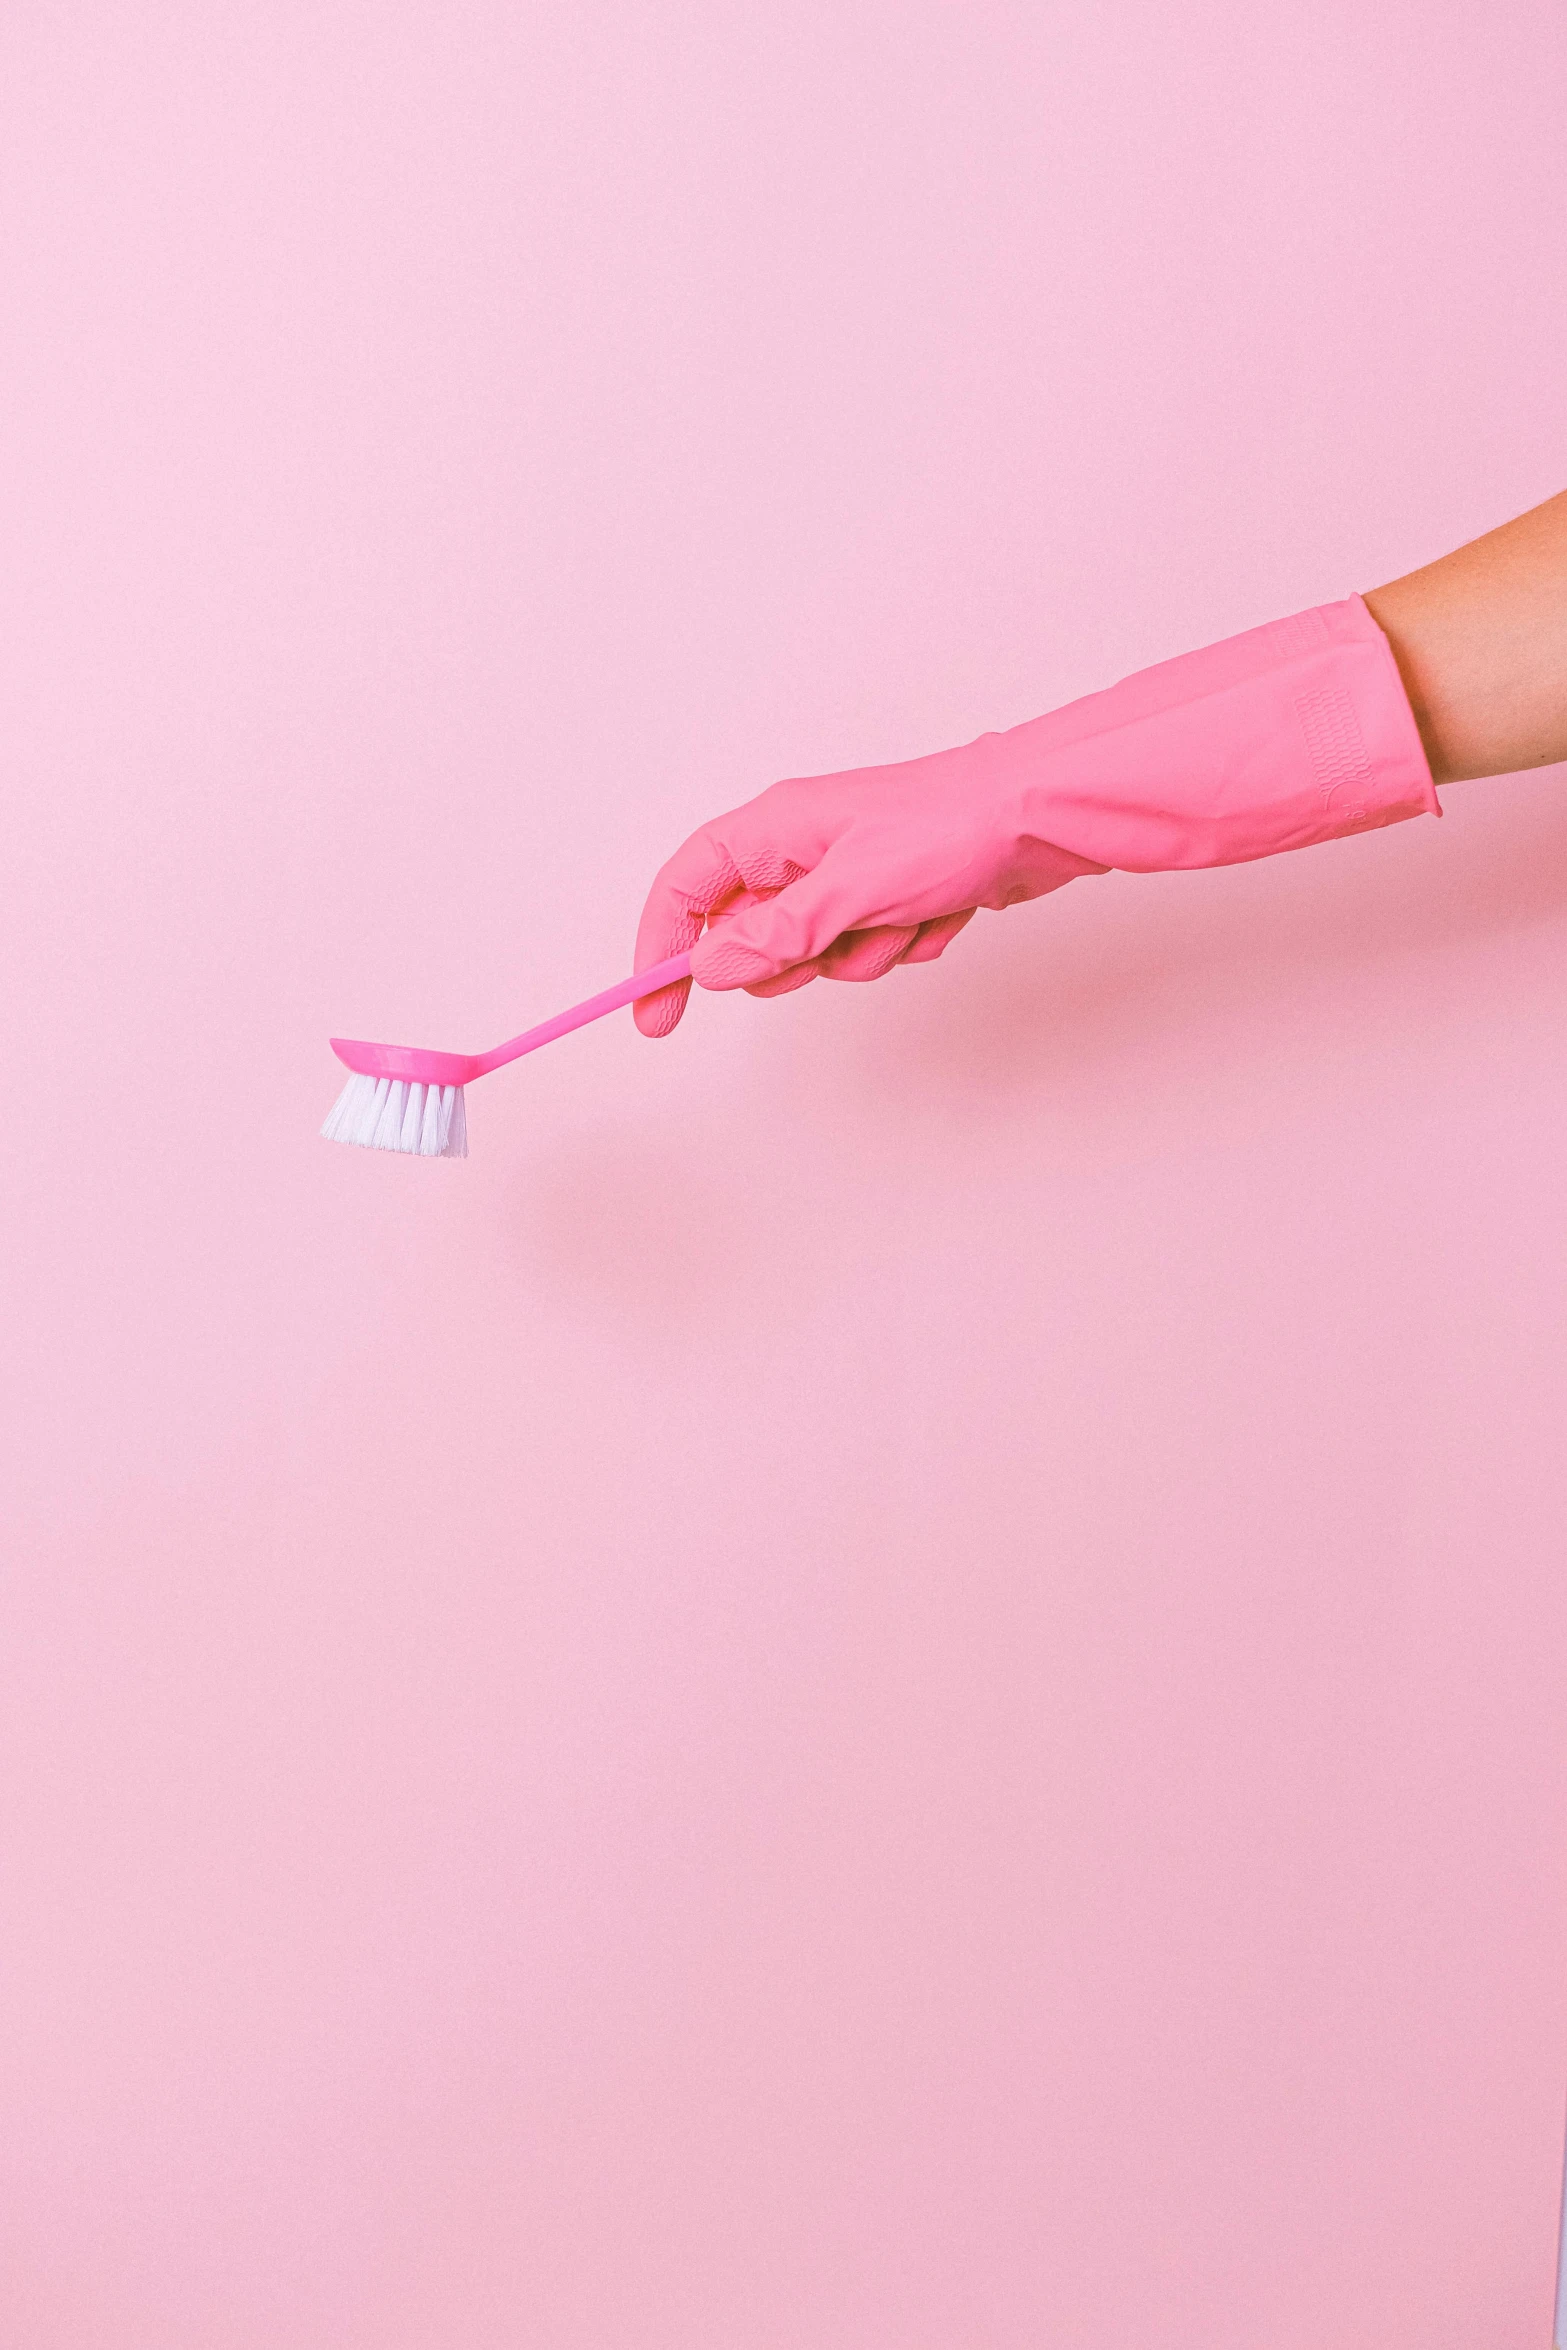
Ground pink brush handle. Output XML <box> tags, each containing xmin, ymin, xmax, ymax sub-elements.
<box><xmin>471</xmin><ymin>951</ymin><xmax>693</xmax><ymax>1077</ymax></box>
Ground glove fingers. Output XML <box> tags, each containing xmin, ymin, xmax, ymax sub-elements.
<box><xmin>897</xmin><ymin>908</ymin><xmax>976</xmax><ymax>965</ymax></box>
<box><xmin>634</xmin><ymin>823</ymin><xmax>811</xmax><ymax>1034</ymax></box>
<box><xmin>744</xmin><ymin>957</ymin><xmax>824</xmax><ymax>998</ymax></box>
<box><xmin>633</xmin><ymin>830</ymin><xmax>734</xmax><ymax>1035</ymax></box>
<box><xmin>690</xmin><ymin>847</ymin><xmax>871</xmax><ymax>992</ymax></box>
<box><xmin>818</xmin><ymin>923</ymin><xmax>921</xmax><ymax>983</ymax></box>
<box><xmin>633</xmin><ymin>974</ymin><xmax>693</xmax><ymax>1036</ymax></box>
<box><xmin>733</xmin><ymin>909</ymin><xmax>969</xmax><ymax>1002</ymax></box>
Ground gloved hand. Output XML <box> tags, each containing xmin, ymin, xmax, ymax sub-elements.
<box><xmin>633</xmin><ymin>594</ymin><xmax>1439</xmax><ymax>1034</ymax></box>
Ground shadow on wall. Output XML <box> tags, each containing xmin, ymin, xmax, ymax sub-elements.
<box><xmin>512</xmin><ymin>1139</ymin><xmax>754</xmax><ymax>1324</ymax></box>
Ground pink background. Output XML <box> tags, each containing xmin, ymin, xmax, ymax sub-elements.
<box><xmin>5</xmin><ymin>5</ymin><xmax>1567</xmax><ymax>2344</ymax></box>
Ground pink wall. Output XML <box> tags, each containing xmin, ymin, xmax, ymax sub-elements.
<box><xmin>5</xmin><ymin>5</ymin><xmax>1567</xmax><ymax>2344</ymax></box>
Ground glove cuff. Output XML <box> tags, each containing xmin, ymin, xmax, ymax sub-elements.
<box><xmin>1006</xmin><ymin>593</ymin><xmax>1440</xmax><ymax>876</ymax></box>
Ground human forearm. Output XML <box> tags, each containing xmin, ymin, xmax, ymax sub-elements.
<box><xmin>1363</xmin><ymin>489</ymin><xmax>1567</xmax><ymax>785</ymax></box>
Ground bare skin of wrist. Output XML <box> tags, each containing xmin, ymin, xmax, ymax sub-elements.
<box><xmin>1362</xmin><ymin>488</ymin><xmax>1567</xmax><ymax>786</ymax></box>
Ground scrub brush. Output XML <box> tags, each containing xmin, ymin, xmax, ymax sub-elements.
<box><xmin>321</xmin><ymin>951</ymin><xmax>694</xmax><ymax>1158</ymax></box>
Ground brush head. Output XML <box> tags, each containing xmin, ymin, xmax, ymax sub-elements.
<box><xmin>320</xmin><ymin>1072</ymin><xmax>468</xmax><ymax>1158</ymax></box>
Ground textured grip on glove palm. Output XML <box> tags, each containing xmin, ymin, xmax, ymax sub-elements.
<box><xmin>633</xmin><ymin>594</ymin><xmax>1439</xmax><ymax>1035</ymax></box>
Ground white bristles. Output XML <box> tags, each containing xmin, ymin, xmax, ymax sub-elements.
<box><xmin>320</xmin><ymin>1072</ymin><xmax>468</xmax><ymax>1158</ymax></box>
<box><xmin>419</xmin><ymin>1082</ymin><xmax>443</xmax><ymax>1153</ymax></box>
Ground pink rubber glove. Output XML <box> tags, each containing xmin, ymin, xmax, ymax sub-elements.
<box><xmin>633</xmin><ymin>594</ymin><xmax>1439</xmax><ymax>1033</ymax></box>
